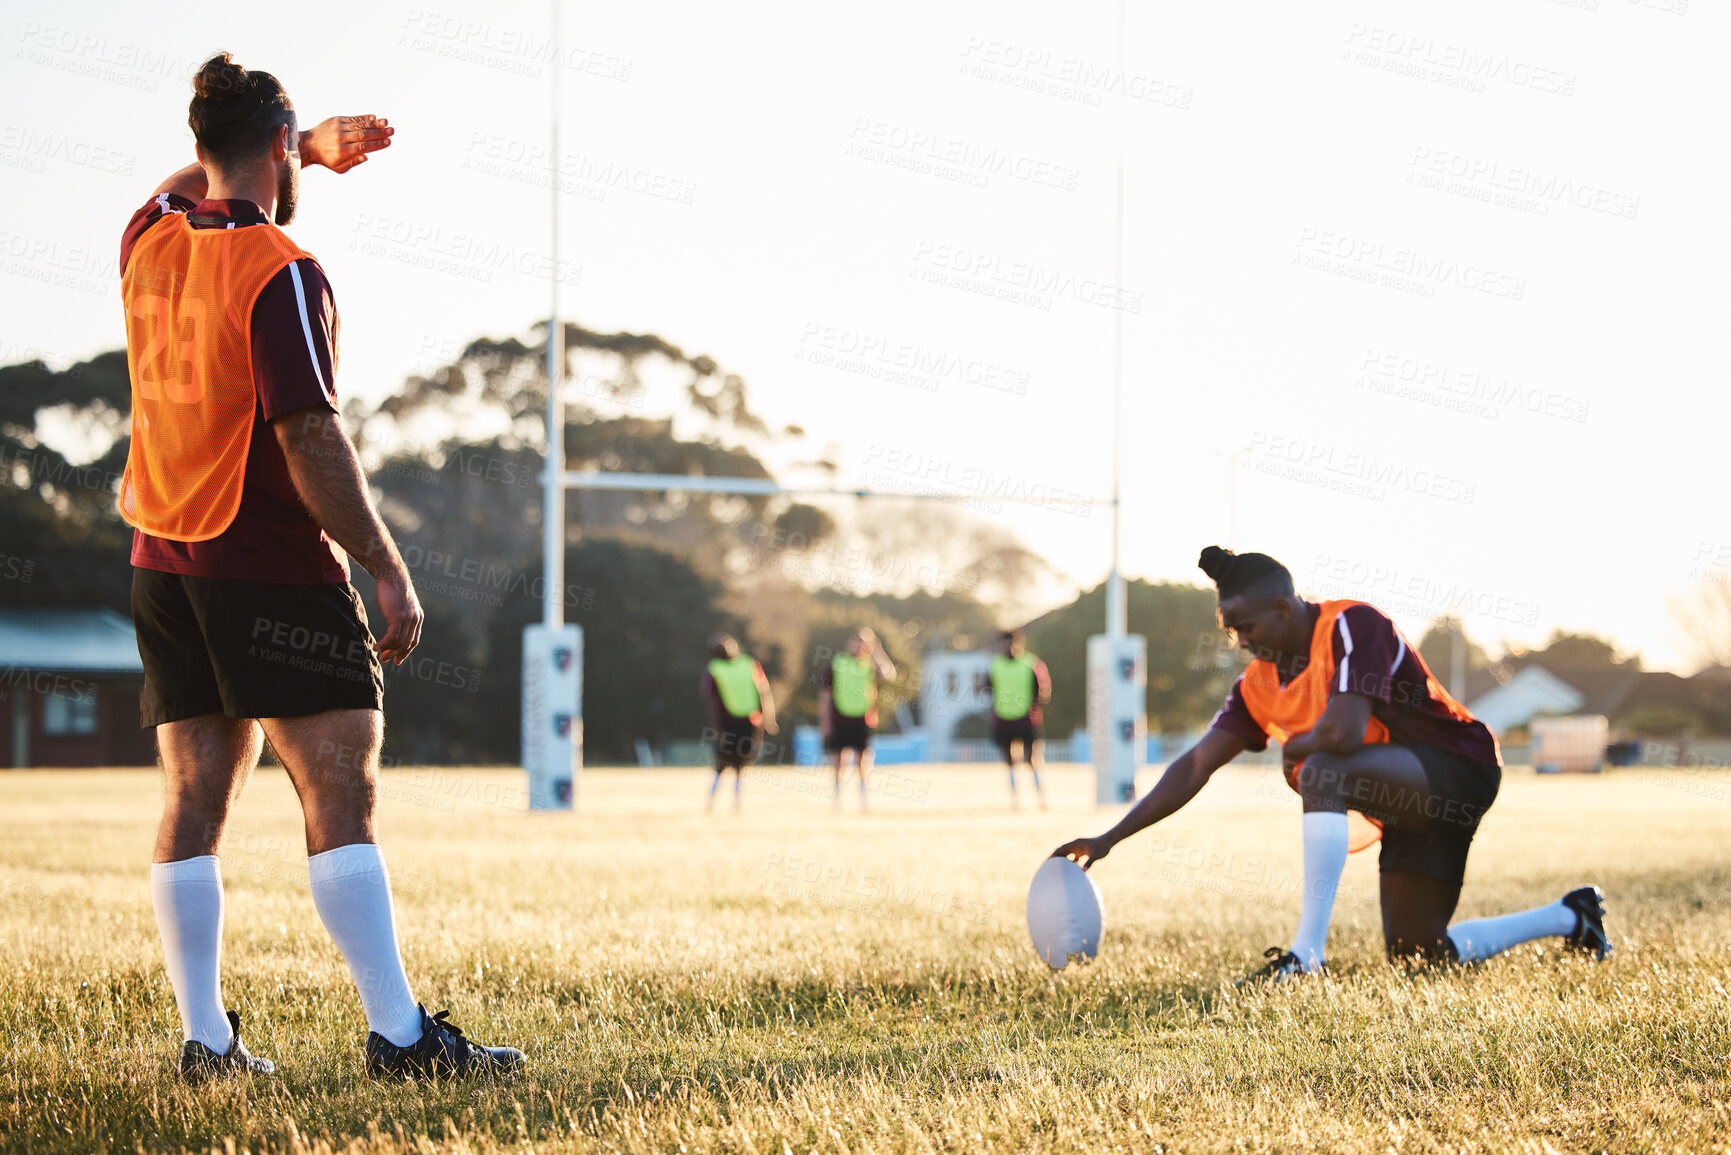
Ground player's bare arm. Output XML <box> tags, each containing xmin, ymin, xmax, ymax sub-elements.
<box><xmin>756</xmin><ymin>665</ymin><xmax>779</xmax><ymax>735</ymax></box>
<box><xmin>1279</xmin><ymin>692</ymin><xmax>1374</xmax><ymax>765</ymax></box>
<box><xmin>150</xmin><ymin>115</ymin><xmax>392</xmax><ymax>199</ymax></box>
<box><xmin>274</xmin><ymin>407</ymin><xmax>423</xmax><ymax>664</ymax></box>
<box><xmin>1052</xmin><ymin>727</ymin><xmax>1248</xmax><ymax>869</ymax></box>
<box><xmin>699</xmin><ymin>671</ymin><xmax>722</xmax><ymax>732</ymax></box>
<box><xmin>298</xmin><ymin>115</ymin><xmax>394</xmax><ymax>173</ymax></box>
<box><xmin>152</xmin><ymin>163</ymin><xmax>210</xmax><ymax>201</ymax></box>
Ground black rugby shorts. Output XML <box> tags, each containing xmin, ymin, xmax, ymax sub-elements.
<box><xmin>132</xmin><ymin>568</ymin><xmax>384</xmax><ymax>726</ymax></box>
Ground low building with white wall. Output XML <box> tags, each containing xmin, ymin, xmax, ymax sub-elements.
<box><xmin>918</xmin><ymin>649</ymin><xmax>996</xmax><ymax>762</ymax></box>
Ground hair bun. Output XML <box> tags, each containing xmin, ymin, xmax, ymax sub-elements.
<box><xmin>1197</xmin><ymin>545</ymin><xmax>1236</xmax><ymax>583</ymax></box>
<box><xmin>187</xmin><ymin>53</ymin><xmax>289</xmax><ymax>169</ymax></box>
<box><xmin>192</xmin><ymin>51</ymin><xmax>250</xmax><ymax>101</ymax></box>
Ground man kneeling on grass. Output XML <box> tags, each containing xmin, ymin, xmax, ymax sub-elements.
<box><xmin>1053</xmin><ymin>546</ymin><xmax>1611</xmax><ymax>980</ymax></box>
<box><xmin>123</xmin><ymin>53</ymin><xmax>521</xmax><ymax>1080</ymax></box>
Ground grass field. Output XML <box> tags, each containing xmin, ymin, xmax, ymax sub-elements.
<box><xmin>3</xmin><ymin>760</ymin><xmax>1729</xmax><ymax>1153</ymax></box>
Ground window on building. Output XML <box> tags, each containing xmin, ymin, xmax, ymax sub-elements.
<box><xmin>42</xmin><ymin>687</ymin><xmax>98</xmax><ymax>736</ymax></box>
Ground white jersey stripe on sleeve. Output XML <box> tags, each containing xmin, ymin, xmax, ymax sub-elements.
<box><xmin>1391</xmin><ymin>635</ymin><xmax>1406</xmax><ymax>674</ymax></box>
<box><xmin>287</xmin><ymin>262</ymin><xmax>332</xmax><ymax>401</ymax></box>
<box><xmin>1337</xmin><ymin>613</ymin><xmax>1354</xmax><ymax>692</ymax></box>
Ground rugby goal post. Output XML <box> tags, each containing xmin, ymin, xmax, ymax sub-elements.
<box><xmin>524</xmin><ymin>0</ymin><xmax>1145</xmax><ymax>809</ymax></box>
<box><xmin>520</xmin><ymin>469</ymin><xmax>1141</xmax><ymax>809</ymax></box>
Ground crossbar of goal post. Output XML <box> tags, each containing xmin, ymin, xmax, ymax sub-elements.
<box><xmin>518</xmin><ymin>469</ymin><xmax>1135</xmax><ymax>810</ymax></box>
<box><xmin>558</xmin><ymin>472</ymin><xmax>1121</xmax><ymax>504</ymax></box>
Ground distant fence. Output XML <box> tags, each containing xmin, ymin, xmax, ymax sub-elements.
<box><xmin>1622</xmin><ymin>738</ymin><xmax>1731</xmax><ymax>770</ymax></box>
<box><xmin>651</xmin><ymin>728</ymin><xmax>1280</xmax><ymax>768</ymax></box>
<box><xmin>651</xmin><ymin>733</ymin><xmax>1731</xmax><ymax>771</ymax></box>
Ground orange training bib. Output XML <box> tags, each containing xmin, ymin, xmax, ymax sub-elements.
<box><xmin>119</xmin><ymin>213</ymin><xmax>316</xmax><ymax>542</ymax></box>
<box><xmin>1239</xmin><ymin>600</ymin><xmax>1391</xmax><ymax>852</ymax></box>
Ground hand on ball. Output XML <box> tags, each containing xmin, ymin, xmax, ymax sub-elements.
<box><xmin>1051</xmin><ymin>836</ymin><xmax>1113</xmax><ymax>871</ymax></box>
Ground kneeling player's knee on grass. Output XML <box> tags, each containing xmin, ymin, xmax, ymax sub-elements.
<box><xmin>1426</xmin><ymin>934</ymin><xmax>1460</xmax><ymax>963</ymax></box>
<box><xmin>1386</xmin><ymin>932</ymin><xmax>1456</xmax><ymax>966</ymax></box>
<box><xmin>1382</xmin><ymin>899</ymin><xmax>1456</xmax><ymax>963</ymax></box>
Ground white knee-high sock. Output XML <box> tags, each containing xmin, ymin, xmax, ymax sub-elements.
<box><xmin>308</xmin><ymin>844</ymin><xmax>423</xmax><ymax>1047</ymax></box>
<box><xmin>1291</xmin><ymin>811</ymin><xmax>1350</xmax><ymax>971</ymax></box>
<box><xmin>1447</xmin><ymin>901</ymin><xmax>1578</xmax><ymax>962</ymax></box>
<box><xmin>151</xmin><ymin>856</ymin><xmax>234</xmax><ymax>1051</ymax></box>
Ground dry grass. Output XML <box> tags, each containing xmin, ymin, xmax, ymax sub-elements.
<box><xmin>2</xmin><ymin>761</ymin><xmax>1728</xmax><ymax>1153</ymax></box>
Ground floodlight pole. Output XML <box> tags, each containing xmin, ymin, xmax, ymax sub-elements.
<box><xmin>1105</xmin><ymin>0</ymin><xmax>1127</xmax><ymax>643</ymax></box>
<box><xmin>543</xmin><ymin>0</ymin><xmax>565</xmax><ymax>629</ymax></box>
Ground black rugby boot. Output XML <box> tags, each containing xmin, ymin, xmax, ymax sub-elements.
<box><xmin>1561</xmin><ymin>885</ymin><xmax>1612</xmax><ymax>960</ymax></box>
<box><xmin>178</xmin><ymin>1010</ymin><xmax>275</xmax><ymax>1082</ymax></box>
<box><xmin>1237</xmin><ymin>946</ymin><xmax>1312</xmax><ymax>986</ymax></box>
<box><xmin>365</xmin><ymin>1004</ymin><xmax>524</xmax><ymax>1079</ymax></box>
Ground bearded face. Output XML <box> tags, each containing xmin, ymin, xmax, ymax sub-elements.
<box><xmin>274</xmin><ymin>128</ymin><xmax>300</xmax><ymax>225</ymax></box>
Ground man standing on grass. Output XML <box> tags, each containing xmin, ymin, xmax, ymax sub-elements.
<box><xmin>122</xmin><ymin>53</ymin><xmax>521</xmax><ymax>1080</ymax></box>
<box><xmin>700</xmin><ymin>633</ymin><xmax>778</xmax><ymax>812</ymax></box>
<box><xmin>980</xmin><ymin>630</ymin><xmax>1051</xmax><ymax>810</ymax></box>
<box><xmin>819</xmin><ymin>628</ymin><xmax>897</xmax><ymax>811</ymax></box>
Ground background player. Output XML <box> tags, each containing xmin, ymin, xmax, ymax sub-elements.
<box><xmin>978</xmin><ymin>630</ymin><xmax>1051</xmax><ymax>809</ymax></box>
<box><xmin>124</xmin><ymin>53</ymin><xmax>520</xmax><ymax>1079</ymax></box>
<box><xmin>819</xmin><ymin>628</ymin><xmax>897</xmax><ymax>812</ymax></box>
<box><xmin>1053</xmin><ymin>546</ymin><xmax>1611</xmax><ymax>978</ymax></box>
<box><xmin>699</xmin><ymin>633</ymin><xmax>778</xmax><ymax>812</ymax></box>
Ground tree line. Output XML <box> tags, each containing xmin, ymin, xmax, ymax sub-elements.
<box><xmin>4</xmin><ymin>322</ymin><xmax>1724</xmax><ymax>763</ymax></box>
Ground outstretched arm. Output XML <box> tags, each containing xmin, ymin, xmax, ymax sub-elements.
<box><xmin>297</xmin><ymin>115</ymin><xmax>394</xmax><ymax>173</ymax></box>
<box><xmin>1051</xmin><ymin>727</ymin><xmax>1248</xmax><ymax>869</ymax></box>
<box><xmin>148</xmin><ymin>115</ymin><xmax>393</xmax><ymax>199</ymax></box>
<box><xmin>274</xmin><ymin>407</ymin><xmax>422</xmax><ymax>665</ymax></box>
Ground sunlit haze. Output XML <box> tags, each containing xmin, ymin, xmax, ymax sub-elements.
<box><xmin>3</xmin><ymin>0</ymin><xmax>1723</xmax><ymax>670</ymax></box>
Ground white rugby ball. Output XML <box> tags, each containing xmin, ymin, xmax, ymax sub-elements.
<box><xmin>1026</xmin><ymin>856</ymin><xmax>1104</xmax><ymax>969</ymax></box>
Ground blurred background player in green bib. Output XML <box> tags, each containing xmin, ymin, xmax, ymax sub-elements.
<box><xmin>700</xmin><ymin>634</ymin><xmax>777</xmax><ymax>812</ymax></box>
<box><xmin>979</xmin><ymin>630</ymin><xmax>1052</xmax><ymax>810</ymax></box>
<box><xmin>819</xmin><ymin>628</ymin><xmax>897</xmax><ymax>812</ymax></box>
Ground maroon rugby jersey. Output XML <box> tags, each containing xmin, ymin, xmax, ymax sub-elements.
<box><xmin>120</xmin><ymin>194</ymin><xmax>347</xmax><ymax>584</ymax></box>
<box><xmin>1210</xmin><ymin>602</ymin><xmax>1500</xmax><ymax>766</ymax></box>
